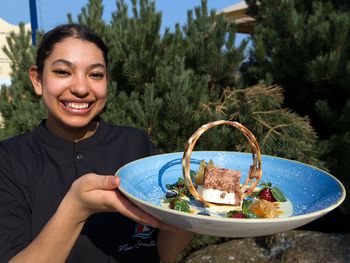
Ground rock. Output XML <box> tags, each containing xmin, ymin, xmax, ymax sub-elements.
<box><xmin>185</xmin><ymin>230</ymin><xmax>350</xmax><ymax>263</ymax></box>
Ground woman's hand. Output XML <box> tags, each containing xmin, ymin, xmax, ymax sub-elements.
<box><xmin>62</xmin><ymin>173</ymin><xmax>175</xmax><ymax>231</ymax></box>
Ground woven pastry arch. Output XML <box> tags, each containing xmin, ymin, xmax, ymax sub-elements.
<box><xmin>182</xmin><ymin>120</ymin><xmax>262</xmax><ymax>207</ymax></box>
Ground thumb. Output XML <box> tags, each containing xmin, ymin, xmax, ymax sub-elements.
<box><xmin>102</xmin><ymin>176</ymin><xmax>120</xmax><ymax>190</ymax></box>
<box><xmin>86</xmin><ymin>174</ymin><xmax>120</xmax><ymax>190</ymax></box>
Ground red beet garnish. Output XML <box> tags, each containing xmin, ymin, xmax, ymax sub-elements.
<box><xmin>258</xmin><ymin>188</ymin><xmax>277</xmax><ymax>202</ymax></box>
<box><xmin>231</xmin><ymin>212</ymin><xmax>246</xmax><ymax>218</ymax></box>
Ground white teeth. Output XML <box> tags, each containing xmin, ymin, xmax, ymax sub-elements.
<box><xmin>65</xmin><ymin>102</ymin><xmax>89</xmax><ymax>109</ymax></box>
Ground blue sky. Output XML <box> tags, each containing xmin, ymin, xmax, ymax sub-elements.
<box><xmin>0</xmin><ymin>0</ymin><xmax>240</xmax><ymax>32</ymax></box>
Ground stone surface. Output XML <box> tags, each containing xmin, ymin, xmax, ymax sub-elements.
<box><xmin>184</xmin><ymin>230</ymin><xmax>350</xmax><ymax>263</ymax></box>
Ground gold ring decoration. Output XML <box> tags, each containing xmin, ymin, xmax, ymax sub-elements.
<box><xmin>182</xmin><ymin>120</ymin><xmax>262</xmax><ymax>207</ymax></box>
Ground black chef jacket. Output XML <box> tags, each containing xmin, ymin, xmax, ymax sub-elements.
<box><xmin>0</xmin><ymin>118</ymin><xmax>160</xmax><ymax>262</ymax></box>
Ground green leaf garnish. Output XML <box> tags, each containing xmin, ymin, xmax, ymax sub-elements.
<box><xmin>163</xmin><ymin>197</ymin><xmax>177</xmax><ymax>203</ymax></box>
<box><xmin>244</xmin><ymin>212</ymin><xmax>260</xmax><ymax>219</ymax></box>
<box><xmin>242</xmin><ymin>199</ymin><xmax>253</xmax><ymax>214</ymax></box>
<box><xmin>271</xmin><ymin>187</ymin><xmax>287</xmax><ymax>202</ymax></box>
<box><xmin>260</xmin><ymin>181</ymin><xmax>272</xmax><ymax>188</ymax></box>
<box><xmin>190</xmin><ymin>170</ymin><xmax>197</xmax><ymax>180</ymax></box>
<box><xmin>172</xmin><ymin>199</ymin><xmax>190</xmax><ymax>212</ymax></box>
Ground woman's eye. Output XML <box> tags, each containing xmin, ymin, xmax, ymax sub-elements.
<box><xmin>53</xmin><ymin>69</ymin><xmax>70</xmax><ymax>76</ymax></box>
<box><xmin>89</xmin><ymin>72</ymin><xmax>105</xmax><ymax>80</ymax></box>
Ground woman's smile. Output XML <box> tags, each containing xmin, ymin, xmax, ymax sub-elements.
<box><xmin>60</xmin><ymin>101</ymin><xmax>94</xmax><ymax>113</ymax></box>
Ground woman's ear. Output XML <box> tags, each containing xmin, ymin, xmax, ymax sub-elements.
<box><xmin>29</xmin><ymin>65</ymin><xmax>43</xmax><ymax>96</ymax></box>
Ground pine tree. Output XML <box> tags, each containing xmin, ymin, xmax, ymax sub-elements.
<box><xmin>67</xmin><ymin>0</ymin><xmax>108</xmax><ymax>44</ymax></box>
<box><xmin>182</xmin><ymin>3</ymin><xmax>247</xmax><ymax>91</ymax></box>
<box><xmin>244</xmin><ymin>0</ymin><xmax>350</xmax><ymax>212</ymax></box>
<box><xmin>0</xmin><ymin>0</ymin><xmax>326</xmax><ymax>170</ymax></box>
<box><xmin>0</xmin><ymin>0</ymin><xmax>326</xmax><ymax>168</ymax></box>
<box><xmin>102</xmin><ymin>0</ymin><xmax>214</xmax><ymax>150</ymax></box>
<box><xmin>0</xmin><ymin>23</ymin><xmax>46</xmax><ymax>140</ymax></box>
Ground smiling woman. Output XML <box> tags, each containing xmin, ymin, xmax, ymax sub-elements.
<box><xmin>0</xmin><ymin>24</ymin><xmax>194</xmax><ymax>263</ymax></box>
<box><xmin>29</xmin><ymin>36</ymin><xmax>108</xmax><ymax>141</ymax></box>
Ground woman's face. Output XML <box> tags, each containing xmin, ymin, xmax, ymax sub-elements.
<box><xmin>30</xmin><ymin>37</ymin><xmax>107</xmax><ymax>140</ymax></box>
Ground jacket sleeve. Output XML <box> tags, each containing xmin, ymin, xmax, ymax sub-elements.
<box><xmin>0</xmin><ymin>143</ymin><xmax>31</xmax><ymax>263</ymax></box>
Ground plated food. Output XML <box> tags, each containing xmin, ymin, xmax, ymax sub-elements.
<box><xmin>182</xmin><ymin>121</ymin><xmax>263</xmax><ymax>205</ymax></box>
<box><xmin>163</xmin><ymin>159</ymin><xmax>292</xmax><ymax>219</ymax></box>
<box><xmin>163</xmin><ymin>120</ymin><xmax>291</xmax><ymax>219</ymax></box>
<box><xmin>198</xmin><ymin>161</ymin><xmax>242</xmax><ymax>206</ymax></box>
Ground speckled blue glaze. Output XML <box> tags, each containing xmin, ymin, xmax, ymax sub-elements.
<box><xmin>117</xmin><ymin>151</ymin><xmax>344</xmax><ymax>217</ymax></box>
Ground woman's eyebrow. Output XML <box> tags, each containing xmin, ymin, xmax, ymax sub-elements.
<box><xmin>88</xmin><ymin>63</ymin><xmax>106</xmax><ymax>70</ymax></box>
<box><xmin>51</xmin><ymin>59</ymin><xmax>105</xmax><ymax>70</ymax></box>
<box><xmin>51</xmin><ymin>59</ymin><xmax>73</xmax><ymax>67</ymax></box>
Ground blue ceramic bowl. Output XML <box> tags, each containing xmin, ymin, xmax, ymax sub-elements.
<box><xmin>116</xmin><ymin>151</ymin><xmax>346</xmax><ymax>237</ymax></box>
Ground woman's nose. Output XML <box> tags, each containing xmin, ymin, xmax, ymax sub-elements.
<box><xmin>70</xmin><ymin>74</ymin><xmax>89</xmax><ymax>97</ymax></box>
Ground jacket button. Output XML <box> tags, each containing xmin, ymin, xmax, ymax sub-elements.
<box><xmin>77</xmin><ymin>153</ymin><xmax>84</xmax><ymax>160</ymax></box>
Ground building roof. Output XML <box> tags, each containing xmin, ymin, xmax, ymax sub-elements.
<box><xmin>219</xmin><ymin>1</ymin><xmax>255</xmax><ymax>34</ymax></box>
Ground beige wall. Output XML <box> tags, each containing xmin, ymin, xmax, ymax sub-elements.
<box><xmin>0</xmin><ymin>112</ymin><xmax>3</xmax><ymax>128</ymax></box>
<box><xmin>0</xmin><ymin>18</ymin><xmax>31</xmax><ymax>85</ymax></box>
<box><xmin>0</xmin><ymin>18</ymin><xmax>30</xmax><ymax>128</ymax></box>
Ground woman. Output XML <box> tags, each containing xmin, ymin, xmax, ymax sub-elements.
<box><xmin>0</xmin><ymin>24</ymin><xmax>193</xmax><ymax>263</ymax></box>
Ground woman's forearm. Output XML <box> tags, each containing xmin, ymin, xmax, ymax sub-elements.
<box><xmin>9</xmin><ymin>174</ymin><xmax>167</xmax><ymax>262</ymax></box>
<box><xmin>157</xmin><ymin>229</ymin><xmax>194</xmax><ymax>262</ymax></box>
<box><xmin>9</xmin><ymin>195</ymin><xmax>85</xmax><ymax>263</ymax></box>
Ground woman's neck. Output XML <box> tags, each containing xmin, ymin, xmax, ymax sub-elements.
<box><xmin>45</xmin><ymin>119</ymin><xmax>99</xmax><ymax>142</ymax></box>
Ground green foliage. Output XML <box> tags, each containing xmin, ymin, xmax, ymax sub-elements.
<box><xmin>183</xmin><ymin>3</ymin><xmax>248</xmax><ymax>90</ymax></box>
<box><xmin>67</xmin><ymin>0</ymin><xmax>108</xmax><ymax>40</ymax></box>
<box><xmin>244</xmin><ymin>0</ymin><xmax>350</xmax><ymax>121</ymax></box>
<box><xmin>0</xmin><ymin>0</ymin><xmax>325</xmax><ymax>168</ymax></box>
<box><xmin>244</xmin><ymin>0</ymin><xmax>350</xmax><ymax>201</ymax></box>
<box><xmin>107</xmin><ymin>0</ymin><xmax>164</xmax><ymax>92</ymax></box>
<box><xmin>0</xmin><ymin>23</ymin><xmax>46</xmax><ymax>140</ymax></box>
